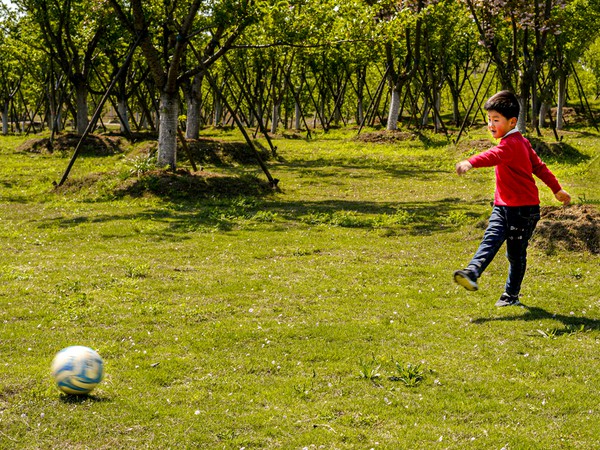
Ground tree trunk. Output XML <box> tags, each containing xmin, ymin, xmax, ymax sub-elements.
<box><xmin>214</xmin><ymin>97</ymin><xmax>222</xmax><ymax>125</ymax></box>
<box><xmin>157</xmin><ymin>90</ymin><xmax>179</xmax><ymax>169</ymax></box>
<box><xmin>557</xmin><ymin>71</ymin><xmax>567</xmax><ymax>130</ymax></box>
<box><xmin>356</xmin><ymin>66</ymin><xmax>365</xmax><ymax>126</ymax></box>
<box><xmin>357</xmin><ymin>97</ymin><xmax>364</xmax><ymax>126</ymax></box>
<box><xmin>117</xmin><ymin>97</ymin><xmax>131</xmax><ymax>135</ymax></box>
<box><xmin>386</xmin><ymin>87</ymin><xmax>401</xmax><ymax>131</ymax></box>
<box><xmin>75</xmin><ymin>83</ymin><xmax>89</xmax><ymax>135</ymax></box>
<box><xmin>294</xmin><ymin>101</ymin><xmax>301</xmax><ymax>130</ymax></box>
<box><xmin>2</xmin><ymin>100</ymin><xmax>8</xmax><ymax>135</ymax></box>
<box><xmin>517</xmin><ymin>96</ymin><xmax>527</xmax><ymax>133</ymax></box>
<box><xmin>434</xmin><ymin>92</ymin><xmax>442</xmax><ymax>132</ymax></box>
<box><xmin>186</xmin><ymin>73</ymin><xmax>203</xmax><ymax>139</ymax></box>
<box><xmin>538</xmin><ymin>101</ymin><xmax>549</xmax><ymax>128</ymax></box>
<box><xmin>271</xmin><ymin>102</ymin><xmax>279</xmax><ymax>134</ymax></box>
<box><xmin>421</xmin><ymin>97</ymin><xmax>429</xmax><ymax>128</ymax></box>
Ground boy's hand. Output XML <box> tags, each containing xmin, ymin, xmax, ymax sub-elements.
<box><xmin>554</xmin><ymin>189</ymin><xmax>571</xmax><ymax>205</ymax></box>
<box><xmin>456</xmin><ymin>160</ymin><xmax>473</xmax><ymax>175</ymax></box>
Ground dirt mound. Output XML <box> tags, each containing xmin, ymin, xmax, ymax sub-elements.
<box><xmin>18</xmin><ymin>133</ymin><xmax>124</xmax><ymax>156</ymax></box>
<box><xmin>456</xmin><ymin>139</ymin><xmax>492</xmax><ymax>154</ymax></box>
<box><xmin>528</xmin><ymin>138</ymin><xmax>589</xmax><ymax>164</ymax></box>
<box><xmin>114</xmin><ymin>169</ymin><xmax>274</xmax><ymax>200</ymax></box>
<box><xmin>355</xmin><ymin>130</ymin><xmax>416</xmax><ymax>143</ymax></box>
<box><xmin>184</xmin><ymin>138</ymin><xmax>271</xmax><ymax>165</ymax></box>
<box><xmin>55</xmin><ymin>168</ymin><xmax>274</xmax><ymax>200</ymax></box>
<box><xmin>534</xmin><ymin>204</ymin><xmax>599</xmax><ymax>254</ymax></box>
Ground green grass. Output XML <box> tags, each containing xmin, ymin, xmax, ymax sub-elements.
<box><xmin>0</xmin><ymin>126</ymin><xmax>599</xmax><ymax>448</ymax></box>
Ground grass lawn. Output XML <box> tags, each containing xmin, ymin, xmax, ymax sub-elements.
<box><xmin>0</xmin><ymin>125</ymin><xmax>599</xmax><ymax>449</ymax></box>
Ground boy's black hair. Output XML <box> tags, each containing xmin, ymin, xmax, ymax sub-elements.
<box><xmin>484</xmin><ymin>90</ymin><xmax>520</xmax><ymax>120</ymax></box>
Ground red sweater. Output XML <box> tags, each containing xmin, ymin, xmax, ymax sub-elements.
<box><xmin>468</xmin><ymin>132</ymin><xmax>562</xmax><ymax>207</ymax></box>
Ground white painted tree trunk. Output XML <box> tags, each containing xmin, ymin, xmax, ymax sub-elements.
<box><xmin>387</xmin><ymin>87</ymin><xmax>401</xmax><ymax>131</ymax></box>
<box><xmin>157</xmin><ymin>91</ymin><xmax>179</xmax><ymax>169</ymax></box>
<box><xmin>557</xmin><ymin>72</ymin><xmax>567</xmax><ymax>130</ymax></box>
<box><xmin>517</xmin><ymin>96</ymin><xmax>527</xmax><ymax>133</ymax></box>
<box><xmin>421</xmin><ymin>97</ymin><xmax>430</xmax><ymax>127</ymax></box>
<box><xmin>271</xmin><ymin>103</ymin><xmax>279</xmax><ymax>134</ymax></box>
<box><xmin>75</xmin><ymin>83</ymin><xmax>89</xmax><ymax>135</ymax></box>
<box><xmin>117</xmin><ymin>98</ymin><xmax>131</xmax><ymax>135</ymax></box>
<box><xmin>538</xmin><ymin>102</ymin><xmax>550</xmax><ymax>128</ymax></box>
<box><xmin>186</xmin><ymin>74</ymin><xmax>203</xmax><ymax>139</ymax></box>
<box><xmin>213</xmin><ymin>98</ymin><xmax>222</xmax><ymax>125</ymax></box>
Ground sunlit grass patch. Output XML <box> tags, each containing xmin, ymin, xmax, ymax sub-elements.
<box><xmin>0</xmin><ymin>126</ymin><xmax>599</xmax><ymax>448</ymax></box>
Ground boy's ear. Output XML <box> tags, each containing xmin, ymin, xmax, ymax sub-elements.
<box><xmin>509</xmin><ymin>117</ymin><xmax>518</xmax><ymax>127</ymax></box>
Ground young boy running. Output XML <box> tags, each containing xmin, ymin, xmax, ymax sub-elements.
<box><xmin>453</xmin><ymin>90</ymin><xmax>571</xmax><ymax>306</ymax></box>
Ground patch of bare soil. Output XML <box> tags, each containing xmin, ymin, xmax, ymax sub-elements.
<box><xmin>533</xmin><ymin>204</ymin><xmax>600</xmax><ymax>254</ymax></box>
<box><xmin>18</xmin><ymin>133</ymin><xmax>124</xmax><ymax>156</ymax></box>
<box><xmin>355</xmin><ymin>130</ymin><xmax>416</xmax><ymax>143</ymax></box>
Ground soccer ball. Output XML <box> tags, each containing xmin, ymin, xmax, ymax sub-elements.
<box><xmin>51</xmin><ymin>346</ymin><xmax>104</xmax><ymax>395</ymax></box>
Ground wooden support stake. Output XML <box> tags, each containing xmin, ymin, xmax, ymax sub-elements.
<box><xmin>177</xmin><ymin>127</ymin><xmax>198</xmax><ymax>172</ymax></box>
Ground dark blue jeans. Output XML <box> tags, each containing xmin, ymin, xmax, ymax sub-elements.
<box><xmin>467</xmin><ymin>205</ymin><xmax>541</xmax><ymax>296</ymax></box>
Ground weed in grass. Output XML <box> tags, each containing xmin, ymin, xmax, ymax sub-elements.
<box><xmin>127</xmin><ymin>155</ymin><xmax>157</xmax><ymax>177</ymax></box>
<box><xmin>570</xmin><ymin>267</ymin><xmax>583</xmax><ymax>280</ymax></box>
<box><xmin>331</xmin><ymin>210</ymin><xmax>368</xmax><ymax>227</ymax></box>
<box><xmin>374</xmin><ymin>208</ymin><xmax>415</xmax><ymax>227</ymax></box>
<box><xmin>444</xmin><ymin>210</ymin><xmax>469</xmax><ymax>226</ymax></box>
<box><xmin>358</xmin><ymin>355</ymin><xmax>381</xmax><ymax>381</ymax></box>
<box><xmin>536</xmin><ymin>328</ymin><xmax>560</xmax><ymax>339</ymax></box>
<box><xmin>124</xmin><ymin>263</ymin><xmax>150</xmax><ymax>278</ymax></box>
<box><xmin>389</xmin><ymin>361</ymin><xmax>425</xmax><ymax>387</ymax></box>
<box><xmin>537</xmin><ymin>324</ymin><xmax>586</xmax><ymax>338</ymax></box>
<box><xmin>252</xmin><ymin>210</ymin><xmax>278</xmax><ymax>222</ymax></box>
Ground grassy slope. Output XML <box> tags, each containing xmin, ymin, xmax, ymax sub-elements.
<box><xmin>0</xmin><ymin>127</ymin><xmax>598</xmax><ymax>449</ymax></box>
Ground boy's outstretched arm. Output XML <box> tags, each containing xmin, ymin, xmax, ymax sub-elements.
<box><xmin>554</xmin><ymin>189</ymin><xmax>571</xmax><ymax>205</ymax></box>
<box><xmin>456</xmin><ymin>160</ymin><xmax>473</xmax><ymax>175</ymax></box>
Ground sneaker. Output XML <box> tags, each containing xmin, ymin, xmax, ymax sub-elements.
<box><xmin>453</xmin><ymin>269</ymin><xmax>478</xmax><ymax>291</ymax></box>
<box><xmin>495</xmin><ymin>293</ymin><xmax>521</xmax><ymax>307</ymax></box>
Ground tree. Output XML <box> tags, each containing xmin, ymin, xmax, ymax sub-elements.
<box><xmin>108</xmin><ymin>0</ymin><xmax>257</xmax><ymax>169</ymax></box>
<box><xmin>0</xmin><ymin>20</ymin><xmax>22</xmax><ymax>134</ymax></box>
<box><xmin>379</xmin><ymin>0</ymin><xmax>423</xmax><ymax>131</ymax></box>
<box><xmin>14</xmin><ymin>0</ymin><xmax>110</xmax><ymax>135</ymax></box>
<box><xmin>462</xmin><ymin>0</ymin><xmax>600</xmax><ymax>132</ymax></box>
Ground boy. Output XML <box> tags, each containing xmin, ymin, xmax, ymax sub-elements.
<box><xmin>453</xmin><ymin>90</ymin><xmax>571</xmax><ymax>306</ymax></box>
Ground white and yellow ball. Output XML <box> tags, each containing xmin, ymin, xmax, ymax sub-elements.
<box><xmin>51</xmin><ymin>346</ymin><xmax>104</xmax><ymax>395</ymax></box>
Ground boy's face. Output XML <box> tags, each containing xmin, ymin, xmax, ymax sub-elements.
<box><xmin>487</xmin><ymin>110</ymin><xmax>517</xmax><ymax>139</ymax></box>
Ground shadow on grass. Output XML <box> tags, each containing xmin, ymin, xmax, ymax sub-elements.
<box><xmin>528</xmin><ymin>138</ymin><xmax>591</xmax><ymax>164</ymax></box>
<box><xmin>276</xmin><ymin>158</ymin><xmax>450</xmax><ymax>180</ymax></box>
<box><xmin>33</xmin><ymin>196</ymin><xmax>479</xmax><ymax>237</ymax></box>
<box><xmin>472</xmin><ymin>305</ymin><xmax>600</xmax><ymax>332</ymax></box>
<box><xmin>58</xmin><ymin>393</ymin><xmax>112</xmax><ymax>404</ymax></box>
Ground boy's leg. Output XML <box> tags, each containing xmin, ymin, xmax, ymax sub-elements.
<box><xmin>465</xmin><ymin>206</ymin><xmax>508</xmax><ymax>278</ymax></box>
<box><xmin>504</xmin><ymin>206</ymin><xmax>541</xmax><ymax>297</ymax></box>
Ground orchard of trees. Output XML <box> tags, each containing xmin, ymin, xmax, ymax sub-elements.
<box><xmin>2</xmin><ymin>0</ymin><xmax>600</xmax><ymax>170</ymax></box>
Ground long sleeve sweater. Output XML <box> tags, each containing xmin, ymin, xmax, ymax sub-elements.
<box><xmin>468</xmin><ymin>131</ymin><xmax>562</xmax><ymax>207</ymax></box>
